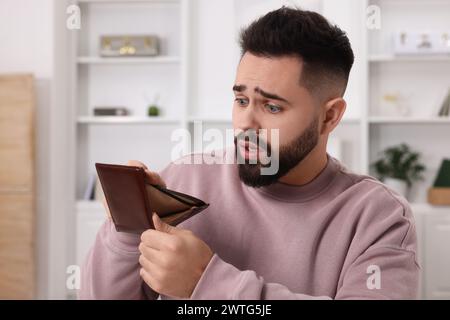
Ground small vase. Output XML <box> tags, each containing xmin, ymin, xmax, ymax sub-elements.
<box><xmin>383</xmin><ymin>177</ymin><xmax>408</xmax><ymax>198</ymax></box>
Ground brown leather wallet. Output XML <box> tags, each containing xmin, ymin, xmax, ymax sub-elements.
<box><xmin>95</xmin><ymin>163</ymin><xmax>209</xmax><ymax>234</ymax></box>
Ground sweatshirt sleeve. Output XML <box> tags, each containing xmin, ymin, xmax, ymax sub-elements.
<box><xmin>78</xmin><ymin>219</ymin><xmax>159</xmax><ymax>300</ymax></box>
<box><xmin>190</xmin><ymin>246</ymin><xmax>419</xmax><ymax>300</ymax></box>
<box><xmin>190</xmin><ymin>254</ymin><xmax>331</xmax><ymax>300</ymax></box>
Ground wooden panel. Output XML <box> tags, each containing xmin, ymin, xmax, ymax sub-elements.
<box><xmin>0</xmin><ymin>74</ymin><xmax>34</xmax><ymax>192</ymax></box>
<box><xmin>0</xmin><ymin>194</ymin><xmax>34</xmax><ymax>299</ymax></box>
<box><xmin>0</xmin><ymin>74</ymin><xmax>34</xmax><ymax>299</ymax></box>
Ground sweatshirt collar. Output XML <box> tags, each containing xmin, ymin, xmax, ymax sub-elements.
<box><xmin>249</xmin><ymin>153</ymin><xmax>340</xmax><ymax>203</ymax></box>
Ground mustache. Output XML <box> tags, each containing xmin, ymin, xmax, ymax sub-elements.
<box><xmin>233</xmin><ymin>130</ymin><xmax>269</xmax><ymax>150</ymax></box>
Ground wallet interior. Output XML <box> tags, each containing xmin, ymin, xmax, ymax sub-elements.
<box><xmin>145</xmin><ymin>184</ymin><xmax>208</xmax><ymax>225</ymax></box>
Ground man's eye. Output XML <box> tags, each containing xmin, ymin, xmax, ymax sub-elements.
<box><xmin>235</xmin><ymin>98</ymin><xmax>248</xmax><ymax>106</ymax></box>
<box><xmin>265</xmin><ymin>104</ymin><xmax>281</xmax><ymax>113</ymax></box>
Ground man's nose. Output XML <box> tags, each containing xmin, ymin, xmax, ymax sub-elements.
<box><xmin>234</xmin><ymin>103</ymin><xmax>261</xmax><ymax>132</ymax></box>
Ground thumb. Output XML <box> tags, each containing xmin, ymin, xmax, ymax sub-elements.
<box><xmin>152</xmin><ymin>212</ymin><xmax>176</xmax><ymax>234</ymax></box>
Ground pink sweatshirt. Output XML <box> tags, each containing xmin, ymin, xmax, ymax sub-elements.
<box><xmin>79</xmin><ymin>149</ymin><xmax>420</xmax><ymax>299</ymax></box>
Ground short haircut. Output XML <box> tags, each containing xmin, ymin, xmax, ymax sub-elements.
<box><xmin>239</xmin><ymin>6</ymin><xmax>355</xmax><ymax>101</ymax></box>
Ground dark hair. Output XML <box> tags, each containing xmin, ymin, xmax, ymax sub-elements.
<box><xmin>239</xmin><ymin>6</ymin><xmax>354</xmax><ymax>99</ymax></box>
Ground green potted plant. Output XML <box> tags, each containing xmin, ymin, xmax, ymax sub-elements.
<box><xmin>145</xmin><ymin>92</ymin><xmax>161</xmax><ymax>117</ymax></box>
<box><xmin>148</xmin><ymin>105</ymin><xmax>160</xmax><ymax>117</ymax></box>
<box><xmin>371</xmin><ymin>143</ymin><xmax>426</xmax><ymax>197</ymax></box>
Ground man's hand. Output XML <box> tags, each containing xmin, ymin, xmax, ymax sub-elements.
<box><xmin>101</xmin><ymin>160</ymin><xmax>166</xmax><ymax>220</ymax></box>
<box><xmin>138</xmin><ymin>213</ymin><xmax>213</xmax><ymax>299</ymax></box>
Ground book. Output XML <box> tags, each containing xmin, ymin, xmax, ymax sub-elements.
<box><xmin>93</xmin><ymin>107</ymin><xmax>129</xmax><ymax>116</ymax></box>
<box><xmin>83</xmin><ymin>174</ymin><xmax>97</xmax><ymax>200</ymax></box>
<box><xmin>438</xmin><ymin>89</ymin><xmax>450</xmax><ymax>117</ymax></box>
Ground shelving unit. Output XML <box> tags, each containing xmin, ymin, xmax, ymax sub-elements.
<box><xmin>364</xmin><ymin>0</ymin><xmax>450</xmax><ymax>205</ymax></box>
<box><xmin>70</xmin><ymin>0</ymin><xmax>189</xmax><ymax>201</ymax></box>
<box><xmin>363</xmin><ymin>0</ymin><xmax>450</xmax><ymax>299</ymax></box>
<box><xmin>76</xmin><ymin>116</ymin><xmax>181</xmax><ymax>124</ymax></box>
<box><xmin>68</xmin><ymin>0</ymin><xmax>450</xmax><ymax>218</ymax></box>
<box><xmin>77</xmin><ymin>56</ymin><xmax>181</xmax><ymax>64</ymax></box>
<box><xmin>368</xmin><ymin>117</ymin><xmax>450</xmax><ymax>124</ymax></box>
<box><xmin>369</xmin><ymin>54</ymin><xmax>450</xmax><ymax>62</ymax></box>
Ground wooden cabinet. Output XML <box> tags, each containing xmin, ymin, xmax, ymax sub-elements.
<box><xmin>0</xmin><ymin>194</ymin><xmax>34</xmax><ymax>299</ymax></box>
<box><xmin>0</xmin><ymin>74</ymin><xmax>35</xmax><ymax>299</ymax></box>
<box><xmin>0</xmin><ymin>75</ymin><xmax>34</xmax><ymax>191</ymax></box>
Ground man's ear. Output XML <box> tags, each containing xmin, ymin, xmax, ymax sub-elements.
<box><xmin>320</xmin><ymin>97</ymin><xmax>346</xmax><ymax>135</ymax></box>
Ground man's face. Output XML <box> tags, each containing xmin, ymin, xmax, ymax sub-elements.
<box><xmin>232</xmin><ymin>52</ymin><xmax>321</xmax><ymax>187</ymax></box>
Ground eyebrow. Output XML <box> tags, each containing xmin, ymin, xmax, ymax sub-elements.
<box><xmin>232</xmin><ymin>84</ymin><xmax>290</xmax><ymax>104</ymax></box>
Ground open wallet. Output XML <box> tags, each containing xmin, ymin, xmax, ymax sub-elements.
<box><xmin>95</xmin><ymin>163</ymin><xmax>209</xmax><ymax>234</ymax></box>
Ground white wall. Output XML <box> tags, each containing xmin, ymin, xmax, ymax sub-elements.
<box><xmin>0</xmin><ymin>0</ymin><xmax>66</xmax><ymax>299</ymax></box>
<box><xmin>188</xmin><ymin>0</ymin><xmax>324</xmax><ymax>119</ymax></box>
<box><xmin>0</xmin><ymin>0</ymin><xmax>54</xmax><ymax>77</ymax></box>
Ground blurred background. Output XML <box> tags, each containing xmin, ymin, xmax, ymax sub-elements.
<box><xmin>0</xmin><ymin>0</ymin><xmax>449</xmax><ymax>299</ymax></box>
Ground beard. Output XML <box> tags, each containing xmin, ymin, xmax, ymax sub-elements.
<box><xmin>234</xmin><ymin>117</ymin><xmax>319</xmax><ymax>188</ymax></box>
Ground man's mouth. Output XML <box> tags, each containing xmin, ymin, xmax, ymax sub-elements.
<box><xmin>237</xmin><ymin>140</ymin><xmax>261</xmax><ymax>161</ymax></box>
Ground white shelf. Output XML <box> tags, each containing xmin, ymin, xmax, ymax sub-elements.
<box><xmin>188</xmin><ymin>116</ymin><xmax>232</xmax><ymax>123</ymax></box>
<box><xmin>369</xmin><ymin>54</ymin><xmax>450</xmax><ymax>62</ymax></box>
<box><xmin>185</xmin><ymin>117</ymin><xmax>361</xmax><ymax>124</ymax></box>
<box><xmin>77</xmin><ymin>116</ymin><xmax>181</xmax><ymax>124</ymax></box>
<box><xmin>77</xmin><ymin>56</ymin><xmax>180</xmax><ymax>65</ymax></box>
<box><xmin>368</xmin><ymin>117</ymin><xmax>450</xmax><ymax>124</ymax></box>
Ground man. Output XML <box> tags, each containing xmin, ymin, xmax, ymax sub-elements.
<box><xmin>80</xmin><ymin>7</ymin><xmax>419</xmax><ymax>299</ymax></box>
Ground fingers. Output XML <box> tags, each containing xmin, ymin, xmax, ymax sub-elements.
<box><xmin>127</xmin><ymin>160</ymin><xmax>148</xmax><ymax>169</ymax></box>
<box><xmin>139</xmin><ymin>244</ymin><xmax>159</xmax><ymax>262</ymax></box>
<box><xmin>139</xmin><ymin>245</ymin><xmax>169</xmax><ymax>268</ymax></box>
<box><xmin>126</xmin><ymin>159</ymin><xmax>166</xmax><ymax>188</ymax></box>
<box><xmin>152</xmin><ymin>212</ymin><xmax>175</xmax><ymax>234</ymax></box>
<box><xmin>101</xmin><ymin>193</ymin><xmax>112</xmax><ymax>220</ymax></box>
<box><xmin>140</xmin><ymin>267</ymin><xmax>162</xmax><ymax>293</ymax></box>
<box><xmin>139</xmin><ymin>251</ymin><xmax>166</xmax><ymax>293</ymax></box>
<box><xmin>140</xmin><ymin>228</ymin><xmax>176</xmax><ymax>251</ymax></box>
<box><xmin>145</xmin><ymin>170</ymin><xmax>166</xmax><ymax>188</ymax></box>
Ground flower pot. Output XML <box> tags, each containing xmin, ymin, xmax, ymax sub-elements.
<box><xmin>383</xmin><ymin>177</ymin><xmax>408</xmax><ymax>198</ymax></box>
<box><xmin>428</xmin><ymin>188</ymin><xmax>450</xmax><ymax>205</ymax></box>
